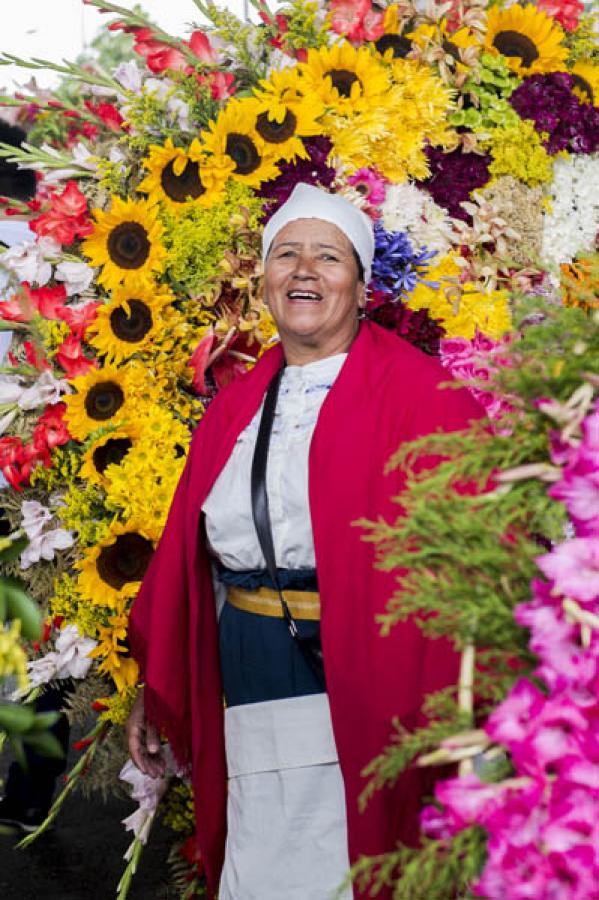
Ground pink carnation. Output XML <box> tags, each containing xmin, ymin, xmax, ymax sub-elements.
<box><xmin>536</xmin><ymin>538</ymin><xmax>599</xmax><ymax>604</ymax></box>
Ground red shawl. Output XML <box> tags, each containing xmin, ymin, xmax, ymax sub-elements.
<box><xmin>129</xmin><ymin>321</ymin><xmax>482</xmax><ymax>898</ymax></box>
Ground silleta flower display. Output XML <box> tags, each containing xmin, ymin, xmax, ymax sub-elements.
<box><xmin>0</xmin><ymin>0</ymin><xmax>597</xmax><ymax>895</ymax></box>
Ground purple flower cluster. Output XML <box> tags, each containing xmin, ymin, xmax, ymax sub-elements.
<box><xmin>258</xmin><ymin>137</ymin><xmax>336</xmax><ymax>221</ymax></box>
<box><xmin>421</xmin><ymin>401</ymin><xmax>599</xmax><ymax>899</ymax></box>
<box><xmin>510</xmin><ymin>73</ymin><xmax>599</xmax><ymax>155</ymax></box>
<box><xmin>368</xmin><ymin>296</ymin><xmax>444</xmax><ymax>356</ymax></box>
<box><xmin>370</xmin><ymin>223</ymin><xmax>437</xmax><ymax>297</ymax></box>
<box><xmin>419</xmin><ymin>146</ymin><xmax>491</xmax><ymax>221</ymax></box>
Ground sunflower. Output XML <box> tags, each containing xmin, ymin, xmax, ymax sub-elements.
<box><xmin>77</xmin><ymin>518</ymin><xmax>160</xmax><ymax>608</ymax></box>
<box><xmin>63</xmin><ymin>364</ymin><xmax>140</xmax><ymax>442</ymax></box>
<box><xmin>201</xmin><ymin>100</ymin><xmax>281</xmax><ymax>189</ymax></box>
<box><xmin>87</xmin><ymin>281</ymin><xmax>173</xmax><ymax>364</ymax></box>
<box><xmin>82</xmin><ymin>196</ymin><xmax>166</xmax><ymax>292</ymax></box>
<box><xmin>80</xmin><ymin>422</ymin><xmax>141</xmax><ymax>486</ymax></box>
<box><xmin>570</xmin><ymin>60</ymin><xmax>599</xmax><ymax>106</ymax></box>
<box><xmin>484</xmin><ymin>4</ymin><xmax>567</xmax><ymax>77</ymax></box>
<box><xmin>372</xmin><ymin>5</ymin><xmax>415</xmax><ymax>60</ymax></box>
<box><xmin>137</xmin><ymin>137</ymin><xmax>230</xmax><ymax>212</ymax></box>
<box><xmin>300</xmin><ymin>42</ymin><xmax>389</xmax><ymax>117</ymax></box>
<box><xmin>252</xmin><ymin>71</ymin><xmax>324</xmax><ymax>162</ymax></box>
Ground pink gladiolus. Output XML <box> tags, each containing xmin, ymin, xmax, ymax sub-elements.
<box><xmin>536</xmin><ymin>538</ymin><xmax>599</xmax><ymax>604</ymax></box>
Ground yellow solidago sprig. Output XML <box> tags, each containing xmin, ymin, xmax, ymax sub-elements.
<box><xmin>88</xmin><ymin>604</ymin><xmax>139</xmax><ymax>694</ymax></box>
<box><xmin>86</xmin><ymin>280</ymin><xmax>175</xmax><ymax>365</ymax></box>
<box><xmin>49</xmin><ymin>573</ymin><xmax>109</xmax><ymax>640</ymax></box>
<box><xmin>58</xmin><ymin>480</ymin><xmax>111</xmax><ymax>547</ymax></box>
<box><xmin>162</xmin><ymin>181</ymin><xmax>264</xmax><ymax>296</ymax></box>
<box><xmin>76</xmin><ymin>516</ymin><xmax>161</xmax><ymax>610</ymax></box>
<box><xmin>95</xmin><ymin>685</ymin><xmax>138</xmax><ymax>726</ymax></box>
<box><xmin>406</xmin><ymin>254</ymin><xmax>512</xmax><ymax>339</ymax></box>
<box><xmin>82</xmin><ymin>196</ymin><xmax>166</xmax><ymax>292</ymax></box>
<box><xmin>0</xmin><ymin>619</ymin><xmax>28</xmax><ymax>692</ymax></box>
<box><xmin>484</xmin><ymin>119</ymin><xmax>554</xmax><ymax>187</ymax></box>
<box><xmin>161</xmin><ymin>781</ymin><xmax>196</xmax><ymax>834</ymax></box>
<box><xmin>138</xmin><ymin>138</ymin><xmax>231</xmax><ymax>213</ymax></box>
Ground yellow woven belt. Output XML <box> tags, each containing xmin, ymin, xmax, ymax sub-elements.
<box><xmin>227</xmin><ymin>585</ymin><xmax>321</xmax><ymax>621</ymax></box>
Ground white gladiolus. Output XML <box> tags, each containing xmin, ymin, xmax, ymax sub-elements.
<box><xmin>55</xmin><ymin>260</ymin><xmax>96</xmax><ymax>296</ymax></box>
<box><xmin>0</xmin><ymin>236</ymin><xmax>60</xmax><ymax>286</ymax></box>
<box><xmin>21</xmin><ymin>625</ymin><xmax>97</xmax><ymax>692</ymax></box>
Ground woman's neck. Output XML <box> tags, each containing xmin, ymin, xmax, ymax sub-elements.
<box><xmin>281</xmin><ymin>321</ymin><xmax>360</xmax><ymax>367</ymax></box>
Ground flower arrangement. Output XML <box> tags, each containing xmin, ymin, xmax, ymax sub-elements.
<box><xmin>0</xmin><ymin>0</ymin><xmax>597</xmax><ymax>895</ymax></box>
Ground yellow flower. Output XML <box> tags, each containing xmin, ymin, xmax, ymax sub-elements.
<box><xmin>79</xmin><ymin>422</ymin><xmax>141</xmax><ymax>486</ymax></box>
<box><xmin>372</xmin><ymin>4</ymin><xmax>415</xmax><ymax>60</ymax></box>
<box><xmin>64</xmin><ymin>364</ymin><xmax>143</xmax><ymax>442</ymax></box>
<box><xmin>77</xmin><ymin>518</ymin><xmax>161</xmax><ymax>609</ymax></box>
<box><xmin>406</xmin><ymin>255</ymin><xmax>512</xmax><ymax>339</ymax></box>
<box><xmin>87</xmin><ymin>281</ymin><xmax>174</xmax><ymax>364</ymax></box>
<box><xmin>485</xmin><ymin>119</ymin><xmax>553</xmax><ymax>187</ymax></box>
<box><xmin>89</xmin><ymin>608</ymin><xmax>139</xmax><ymax>693</ymax></box>
<box><xmin>137</xmin><ymin>137</ymin><xmax>230</xmax><ymax>212</ymax></box>
<box><xmin>570</xmin><ymin>60</ymin><xmax>599</xmax><ymax>106</ymax></box>
<box><xmin>252</xmin><ymin>71</ymin><xmax>324</xmax><ymax>162</ymax></box>
<box><xmin>82</xmin><ymin>196</ymin><xmax>166</xmax><ymax>292</ymax></box>
<box><xmin>201</xmin><ymin>99</ymin><xmax>281</xmax><ymax>189</ymax></box>
<box><xmin>407</xmin><ymin>20</ymin><xmax>480</xmax><ymax>69</ymax></box>
<box><xmin>485</xmin><ymin>4</ymin><xmax>567</xmax><ymax>77</ymax></box>
<box><xmin>300</xmin><ymin>42</ymin><xmax>389</xmax><ymax>117</ymax></box>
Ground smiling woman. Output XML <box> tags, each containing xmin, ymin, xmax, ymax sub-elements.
<box><xmin>127</xmin><ymin>183</ymin><xmax>483</xmax><ymax>900</ymax></box>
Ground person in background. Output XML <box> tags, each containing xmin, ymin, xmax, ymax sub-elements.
<box><xmin>0</xmin><ymin>121</ymin><xmax>70</xmax><ymax>834</ymax></box>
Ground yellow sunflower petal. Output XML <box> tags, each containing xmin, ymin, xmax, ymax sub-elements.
<box><xmin>485</xmin><ymin>4</ymin><xmax>567</xmax><ymax>77</ymax></box>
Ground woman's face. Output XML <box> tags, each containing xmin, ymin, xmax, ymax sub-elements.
<box><xmin>264</xmin><ymin>218</ymin><xmax>365</xmax><ymax>362</ymax></box>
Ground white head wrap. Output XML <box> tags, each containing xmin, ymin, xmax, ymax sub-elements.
<box><xmin>262</xmin><ymin>183</ymin><xmax>374</xmax><ymax>284</ymax></box>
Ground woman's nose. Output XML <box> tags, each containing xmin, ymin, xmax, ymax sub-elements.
<box><xmin>291</xmin><ymin>253</ymin><xmax>317</xmax><ymax>279</ymax></box>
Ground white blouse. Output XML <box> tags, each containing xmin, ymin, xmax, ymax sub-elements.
<box><xmin>202</xmin><ymin>352</ymin><xmax>347</xmax><ymax>571</ymax></box>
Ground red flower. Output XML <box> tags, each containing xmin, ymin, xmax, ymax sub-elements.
<box><xmin>188</xmin><ymin>30</ymin><xmax>218</xmax><ymax>64</ymax></box>
<box><xmin>84</xmin><ymin>101</ymin><xmax>124</xmax><ymax>132</ymax></box>
<box><xmin>58</xmin><ymin>300</ymin><xmax>100</xmax><ymax>340</ymax></box>
<box><xmin>188</xmin><ymin>329</ymin><xmax>216</xmax><ymax>395</ymax></box>
<box><xmin>536</xmin><ymin>0</ymin><xmax>583</xmax><ymax>29</ymax></box>
<box><xmin>180</xmin><ymin>835</ymin><xmax>204</xmax><ymax>876</ymax></box>
<box><xmin>54</xmin><ymin>334</ymin><xmax>96</xmax><ymax>378</ymax></box>
<box><xmin>329</xmin><ymin>0</ymin><xmax>384</xmax><ymax>41</ymax></box>
<box><xmin>0</xmin><ymin>436</ymin><xmax>25</xmax><ymax>489</ymax></box>
<box><xmin>0</xmin><ymin>292</ymin><xmax>34</xmax><ymax>323</ymax></box>
<box><xmin>23</xmin><ymin>340</ymin><xmax>50</xmax><ymax>371</ymax></box>
<box><xmin>197</xmin><ymin>71</ymin><xmax>235</xmax><ymax>100</ymax></box>
<box><xmin>27</xmin><ymin>283</ymin><xmax>68</xmax><ymax>320</ymax></box>
<box><xmin>29</xmin><ymin>181</ymin><xmax>93</xmax><ymax>247</ymax></box>
<box><xmin>92</xmin><ymin>699</ymin><xmax>109</xmax><ymax>712</ymax></box>
<box><xmin>34</xmin><ymin>402</ymin><xmax>71</xmax><ymax>451</ymax></box>
<box><xmin>73</xmin><ymin>738</ymin><xmax>93</xmax><ymax>751</ymax></box>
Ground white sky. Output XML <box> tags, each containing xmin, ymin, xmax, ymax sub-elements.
<box><xmin>1</xmin><ymin>0</ymin><xmax>249</xmax><ymax>90</ymax></box>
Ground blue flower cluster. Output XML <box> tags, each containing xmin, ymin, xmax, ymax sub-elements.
<box><xmin>370</xmin><ymin>224</ymin><xmax>437</xmax><ymax>298</ymax></box>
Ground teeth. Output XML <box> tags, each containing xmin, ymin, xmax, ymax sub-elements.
<box><xmin>288</xmin><ymin>291</ymin><xmax>321</xmax><ymax>300</ymax></box>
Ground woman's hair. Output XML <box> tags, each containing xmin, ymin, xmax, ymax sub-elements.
<box><xmin>352</xmin><ymin>248</ymin><xmax>365</xmax><ymax>283</ymax></box>
<box><xmin>0</xmin><ymin>121</ymin><xmax>36</xmax><ymax>202</ymax></box>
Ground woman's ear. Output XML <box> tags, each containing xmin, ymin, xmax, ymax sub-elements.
<box><xmin>356</xmin><ymin>282</ymin><xmax>366</xmax><ymax>309</ymax></box>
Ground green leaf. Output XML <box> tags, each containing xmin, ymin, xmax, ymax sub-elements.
<box><xmin>0</xmin><ymin>536</ymin><xmax>29</xmax><ymax>563</ymax></box>
<box><xmin>22</xmin><ymin>731</ymin><xmax>65</xmax><ymax>760</ymax></box>
<box><xmin>3</xmin><ymin>578</ymin><xmax>42</xmax><ymax>640</ymax></box>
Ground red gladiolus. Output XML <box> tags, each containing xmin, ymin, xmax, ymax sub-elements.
<box><xmin>0</xmin><ymin>436</ymin><xmax>25</xmax><ymax>489</ymax></box>
<box><xmin>0</xmin><ymin>292</ymin><xmax>34</xmax><ymax>323</ymax></box>
<box><xmin>58</xmin><ymin>300</ymin><xmax>100</xmax><ymax>340</ymax></box>
<box><xmin>54</xmin><ymin>334</ymin><xmax>96</xmax><ymax>378</ymax></box>
<box><xmin>197</xmin><ymin>71</ymin><xmax>235</xmax><ymax>100</ymax></box>
<box><xmin>180</xmin><ymin>835</ymin><xmax>204</xmax><ymax>876</ymax></box>
<box><xmin>30</xmin><ymin>181</ymin><xmax>93</xmax><ymax>247</ymax></box>
<box><xmin>23</xmin><ymin>340</ymin><xmax>50</xmax><ymax>371</ymax></box>
<box><xmin>26</xmin><ymin>283</ymin><xmax>68</xmax><ymax>320</ymax></box>
<box><xmin>84</xmin><ymin>101</ymin><xmax>124</xmax><ymax>131</ymax></box>
<box><xmin>34</xmin><ymin>402</ymin><xmax>71</xmax><ymax>451</ymax></box>
<box><xmin>73</xmin><ymin>738</ymin><xmax>93</xmax><ymax>751</ymax></box>
<box><xmin>188</xmin><ymin>329</ymin><xmax>216</xmax><ymax>395</ymax></box>
<box><xmin>536</xmin><ymin>0</ymin><xmax>583</xmax><ymax>29</ymax></box>
<box><xmin>329</xmin><ymin>0</ymin><xmax>385</xmax><ymax>41</ymax></box>
<box><xmin>92</xmin><ymin>699</ymin><xmax>109</xmax><ymax>712</ymax></box>
<box><xmin>188</xmin><ymin>30</ymin><xmax>218</xmax><ymax>64</ymax></box>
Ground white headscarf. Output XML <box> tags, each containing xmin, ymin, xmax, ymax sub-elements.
<box><xmin>262</xmin><ymin>183</ymin><xmax>374</xmax><ymax>284</ymax></box>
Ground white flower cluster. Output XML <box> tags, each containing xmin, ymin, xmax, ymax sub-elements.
<box><xmin>19</xmin><ymin>499</ymin><xmax>74</xmax><ymax>569</ymax></box>
<box><xmin>19</xmin><ymin>624</ymin><xmax>96</xmax><ymax>693</ymax></box>
<box><xmin>381</xmin><ymin>182</ymin><xmax>456</xmax><ymax>255</ymax></box>
<box><xmin>541</xmin><ymin>153</ymin><xmax>599</xmax><ymax>268</ymax></box>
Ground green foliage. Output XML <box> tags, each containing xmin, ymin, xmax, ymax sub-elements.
<box><xmin>452</xmin><ymin>52</ymin><xmax>520</xmax><ymax>132</ymax></box>
<box><xmin>350</xmin><ymin>826</ymin><xmax>488</xmax><ymax>899</ymax></box>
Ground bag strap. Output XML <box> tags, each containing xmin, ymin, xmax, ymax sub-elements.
<box><xmin>250</xmin><ymin>367</ymin><xmax>299</xmax><ymax>638</ymax></box>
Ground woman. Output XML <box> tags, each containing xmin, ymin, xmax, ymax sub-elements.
<box><xmin>127</xmin><ymin>184</ymin><xmax>482</xmax><ymax>899</ymax></box>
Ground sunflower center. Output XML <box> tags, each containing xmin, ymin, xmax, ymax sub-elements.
<box><xmin>110</xmin><ymin>299</ymin><xmax>153</xmax><ymax>344</ymax></box>
<box><xmin>571</xmin><ymin>73</ymin><xmax>594</xmax><ymax>104</ymax></box>
<box><xmin>160</xmin><ymin>158</ymin><xmax>206</xmax><ymax>203</ymax></box>
<box><xmin>96</xmin><ymin>533</ymin><xmax>154</xmax><ymax>590</ymax></box>
<box><xmin>374</xmin><ymin>34</ymin><xmax>412</xmax><ymax>58</ymax></box>
<box><xmin>256</xmin><ymin>109</ymin><xmax>298</xmax><ymax>144</ymax></box>
<box><xmin>92</xmin><ymin>438</ymin><xmax>133</xmax><ymax>475</ymax></box>
<box><xmin>225</xmin><ymin>133</ymin><xmax>261</xmax><ymax>175</ymax></box>
<box><xmin>327</xmin><ymin>69</ymin><xmax>360</xmax><ymax>98</ymax></box>
<box><xmin>442</xmin><ymin>39</ymin><xmax>461</xmax><ymax>61</ymax></box>
<box><xmin>84</xmin><ymin>381</ymin><xmax>125</xmax><ymax>422</ymax></box>
<box><xmin>107</xmin><ymin>222</ymin><xmax>151</xmax><ymax>270</ymax></box>
<box><xmin>492</xmin><ymin>30</ymin><xmax>539</xmax><ymax>68</ymax></box>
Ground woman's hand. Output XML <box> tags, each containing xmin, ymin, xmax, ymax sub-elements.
<box><xmin>126</xmin><ymin>688</ymin><xmax>166</xmax><ymax>779</ymax></box>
